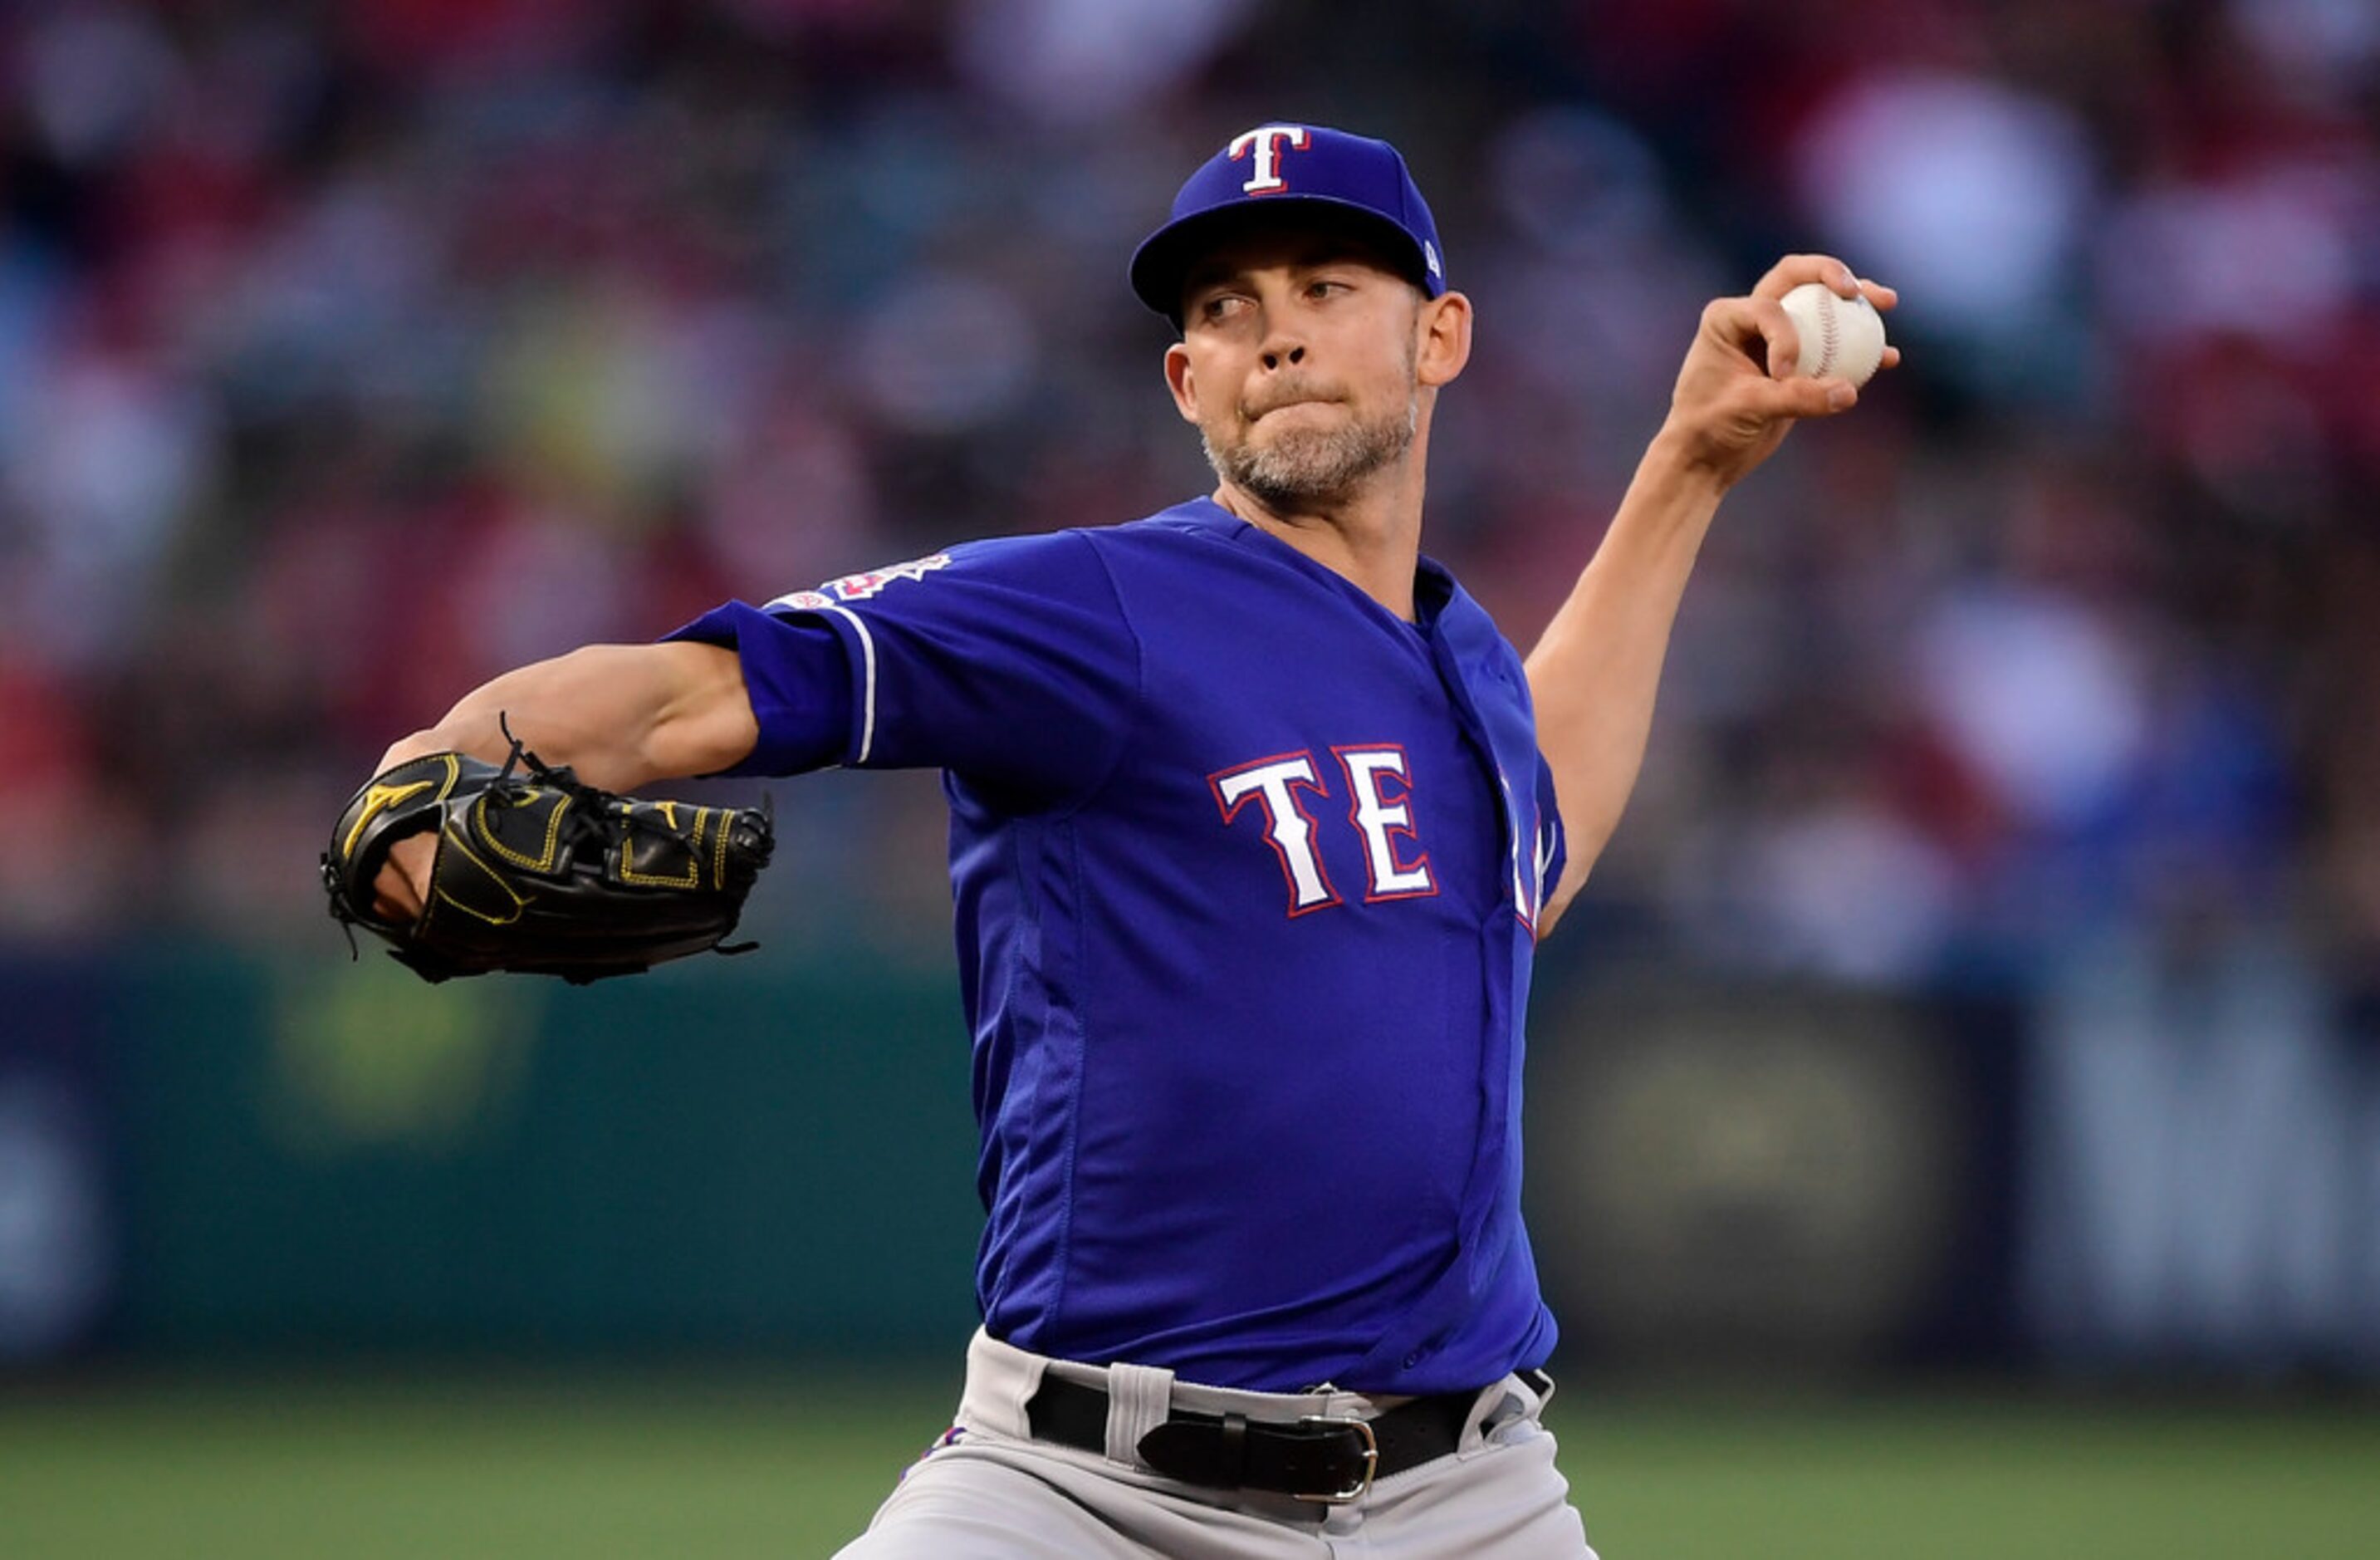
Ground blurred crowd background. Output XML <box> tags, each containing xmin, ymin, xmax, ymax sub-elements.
<box><xmin>3</xmin><ymin>0</ymin><xmax>2373</xmax><ymax>975</ymax></box>
<box><xmin>2</xmin><ymin>0</ymin><xmax>2378</xmax><ymax>1390</ymax></box>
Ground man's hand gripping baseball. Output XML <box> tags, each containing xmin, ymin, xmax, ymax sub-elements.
<box><xmin>1663</xmin><ymin>253</ymin><xmax>1898</xmax><ymax>487</ymax></box>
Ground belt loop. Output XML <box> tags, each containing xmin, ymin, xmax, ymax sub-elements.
<box><xmin>1217</xmin><ymin>1412</ymin><xmax>1250</xmax><ymax>1486</ymax></box>
<box><xmin>1103</xmin><ymin>1361</ymin><xmax>1175</xmax><ymax>1467</ymax></box>
<box><xmin>960</xmin><ymin>1327</ymin><xmax>1046</xmax><ymax>1440</ymax></box>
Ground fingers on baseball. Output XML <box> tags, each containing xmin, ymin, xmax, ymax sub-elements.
<box><xmin>1751</xmin><ymin>253</ymin><xmax>1855</xmax><ymax>303</ymax></box>
<box><xmin>1752</xmin><ymin>255</ymin><xmax>1900</xmax><ymax>314</ymax></box>
<box><xmin>1732</xmin><ymin>289</ymin><xmax>1900</xmax><ymax>390</ymax></box>
<box><xmin>1741</xmin><ymin>370</ymin><xmax>1856</xmax><ymax>419</ymax></box>
<box><xmin>1752</xmin><ymin>297</ymin><xmax>1801</xmax><ymax>380</ymax></box>
<box><xmin>1707</xmin><ymin>297</ymin><xmax>1828</xmax><ymax>388</ymax></box>
<box><xmin>1794</xmin><ymin>375</ymin><xmax>1859</xmax><ymax>415</ymax></box>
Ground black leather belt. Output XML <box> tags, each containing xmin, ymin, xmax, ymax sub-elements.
<box><xmin>1026</xmin><ymin>1373</ymin><xmax>1480</xmax><ymax>1504</ymax></box>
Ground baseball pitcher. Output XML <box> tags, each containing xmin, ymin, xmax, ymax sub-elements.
<box><xmin>326</xmin><ymin>124</ymin><xmax>1896</xmax><ymax>1556</ymax></box>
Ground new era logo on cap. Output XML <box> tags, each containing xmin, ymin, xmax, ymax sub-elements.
<box><xmin>1129</xmin><ymin>123</ymin><xmax>1447</xmax><ymax>323</ymax></box>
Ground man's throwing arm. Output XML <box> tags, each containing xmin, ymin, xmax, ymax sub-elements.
<box><xmin>1524</xmin><ymin>255</ymin><xmax>1898</xmax><ymax>939</ymax></box>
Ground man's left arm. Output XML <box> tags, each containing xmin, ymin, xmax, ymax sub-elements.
<box><xmin>1526</xmin><ymin>255</ymin><xmax>1898</xmax><ymax>937</ymax></box>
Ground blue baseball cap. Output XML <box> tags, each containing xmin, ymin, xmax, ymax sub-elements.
<box><xmin>1129</xmin><ymin>124</ymin><xmax>1447</xmax><ymax>324</ymax></box>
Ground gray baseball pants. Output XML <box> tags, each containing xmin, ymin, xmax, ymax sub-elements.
<box><xmin>833</xmin><ymin>1330</ymin><xmax>1597</xmax><ymax>1559</ymax></box>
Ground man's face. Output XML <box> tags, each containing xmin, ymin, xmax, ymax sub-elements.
<box><xmin>1164</xmin><ymin>225</ymin><xmax>1432</xmax><ymax>511</ymax></box>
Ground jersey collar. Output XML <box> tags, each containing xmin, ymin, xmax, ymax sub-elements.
<box><xmin>1167</xmin><ymin>496</ymin><xmax>1458</xmax><ymax>631</ymax></box>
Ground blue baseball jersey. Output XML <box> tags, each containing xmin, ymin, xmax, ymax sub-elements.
<box><xmin>668</xmin><ymin>497</ymin><xmax>1565</xmax><ymax>1394</ymax></box>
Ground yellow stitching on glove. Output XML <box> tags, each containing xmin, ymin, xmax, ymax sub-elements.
<box><xmin>473</xmin><ymin>788</ymin><xmax>571</xmax><ymax>873</ymax></box>
<box><xmin>339</xmin><ymin>752</ymin><xmax>461</xmax><ymax>861</ymax></box>
<box><xmin>430</xmin><ymin>829</ymin><xmax>532</xmax><ymax>926</ymax></box>
<box><xmin>616</xmin><ymin>804</ymin><xmax>703</xmax><ymax>888</ymax></box>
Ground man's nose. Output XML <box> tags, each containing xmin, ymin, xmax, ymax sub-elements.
<box><xmin>1260</xmin><ymin>341</ymin><xmax>1305</xmax><ymax>370</ymax></box>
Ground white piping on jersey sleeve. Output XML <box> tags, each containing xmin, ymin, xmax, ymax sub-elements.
<box><xmin>812</xmin><ymin>602</ymin><xmax>879</xmax><ymax>764</ymax></box>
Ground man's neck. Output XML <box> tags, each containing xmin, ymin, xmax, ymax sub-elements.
<box><xmin>1212</xmin><ymin>454</ymin><xmax>1428</xmax><ymax>622</ymax></box>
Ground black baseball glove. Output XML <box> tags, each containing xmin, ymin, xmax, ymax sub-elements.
<box><xmin>322</xmin><ymin>728</ymin><xmax>774</xmax><ymax>985</ymax></box>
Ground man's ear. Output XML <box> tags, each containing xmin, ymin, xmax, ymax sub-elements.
<box><xmin>1417</xmin><ymin>291</ymin><xmax>1473</xmax><ymax>387</ymax></box>
<box><xmin>1163</xmin><ymin>341</ymin><xmax>1201</xmax><ymax>423</ymax></box>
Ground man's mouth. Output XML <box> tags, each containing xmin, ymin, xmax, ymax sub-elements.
<box><xmin>1248</xmin><ymin>395</ymin><xmax>1337</xmax><ymax>421</ymax></box>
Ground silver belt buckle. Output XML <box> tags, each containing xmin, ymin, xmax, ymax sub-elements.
<box><xmin>1292</xmin><ymin>1415</ymin><xmax>1379</xmax><ymax>1504</ymax></box>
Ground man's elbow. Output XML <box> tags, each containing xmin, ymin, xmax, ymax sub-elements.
<box><xmin>639</xmin><ymin>641</ymin><xmax>760</xmax><ymax>782</ymax></box>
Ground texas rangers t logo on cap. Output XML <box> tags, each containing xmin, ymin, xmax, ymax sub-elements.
<box><xmin>1128</xmin><ymin>122</ymin><xmax>1450</xmax><ymax>322</ymax></box>
<box><xmin>1230</xmin><ymin>125</ymin><xmax>1310</xmax><ymax>194</ymax></box>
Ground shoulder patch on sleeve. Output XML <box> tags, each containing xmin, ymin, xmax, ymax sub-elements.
<box><xmin>766</xmin><ymin>552</ymin><xmax>952</xmax><ymax>611</ymax></box>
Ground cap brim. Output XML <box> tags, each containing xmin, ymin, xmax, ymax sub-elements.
<box><xmin>1129</xmin><ymin>196</ymin><xmax>1438</xmax><ymax>323</ymax></box>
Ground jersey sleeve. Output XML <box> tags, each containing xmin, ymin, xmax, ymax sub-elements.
<box><xmin>671</xmin><ymin>530</ymin><xmax>1141</xmax><ymax>803</ymax></box>
<box><xmin>659</xmin><ymin>606</ymin><xmax>853</xmax><ymax>778</ymax></box>
<box><xmin>1534</xmin><ymin>748</ymin><xmax>1568</xmax><ymax>918</ymax></box>
<box><xmin>1532</xmin><ymin>757</ymin><xmax>1570</xmax><ymax>905</ymax></box>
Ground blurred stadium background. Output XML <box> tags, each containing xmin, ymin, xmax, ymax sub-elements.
<box><xmin>2</xmin><ymin>0</ymin><xmax>2378</xmax><ymax>1554</ymax></box>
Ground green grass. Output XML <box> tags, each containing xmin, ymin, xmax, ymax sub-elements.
<box><xmin>1560</xmin><ymin>1393</ymin><xmax>2380</xmax><ymax>1560</ymax></box>
<box><xmin>2</xmin><ymin>1374</ymin><xmax>2375</xmax><ymax>1558</ymax></box>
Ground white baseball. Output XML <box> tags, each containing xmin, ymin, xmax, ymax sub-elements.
<box><xmin>1778</xmin><ymin>282</ymin><xmax>1886</xmax><ymax>387</ymax></box>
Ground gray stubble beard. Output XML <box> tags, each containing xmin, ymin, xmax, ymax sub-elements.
<box><xmin>1202</xmin><ymin>388</ymin><xmax>1420</xmax><ymax>512</ymax></box>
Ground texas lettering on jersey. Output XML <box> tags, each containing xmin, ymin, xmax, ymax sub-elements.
<box><xmin>1212</xmin><ymin>745</ymin><xmax>1555</xmax><ymax>928</ymax></box>
<box><xmin>1208</xmin><ymin>743</ymin><xmax>1440</xmax><ymax>916</ymax></box>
